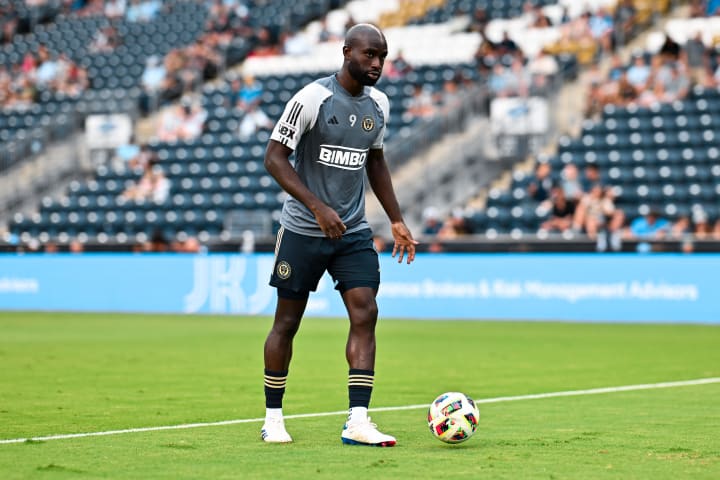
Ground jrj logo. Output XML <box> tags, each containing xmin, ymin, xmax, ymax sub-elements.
<box><xmin>184</xmin><ymin>256</ymin><xmax>275</xmax><ymax>314</ymax></box>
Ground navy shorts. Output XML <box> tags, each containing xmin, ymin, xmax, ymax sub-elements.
<box><xmin>270</xmin><ymin>227</ymin><xmax>380</xmax><ymax>299</ymax></box>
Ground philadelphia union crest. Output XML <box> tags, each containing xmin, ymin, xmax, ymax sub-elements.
<box><xmin>276</xmin><ymin>261</ymin><xmax>291</xmax><ymax>279</ymax></box>
<box><xmin>362</xmin><ymin>115</ymin><xmax>374</xmax><ymax>132</ymax></box>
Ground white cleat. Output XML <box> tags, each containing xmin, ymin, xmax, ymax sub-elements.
<box><xmin>261</xmin><ymin>417</ymin><xmax>293</xmax><ymax>443</ymax></box>
<box><xmin>341</xmin><ymin>418</ymin><xmax>396</xmax><ymax>447</ymax></box>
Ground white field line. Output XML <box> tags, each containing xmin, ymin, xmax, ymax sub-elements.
<box><xmin>1</xmin><ymin>377</ymin><xmax>718</xmax><ymax>445</ymax></box>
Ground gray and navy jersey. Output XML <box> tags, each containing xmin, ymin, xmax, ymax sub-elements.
<box><xmin>270</xmin><ymin>74</ymin><xmax>389</xmax><ymax>237</ymax></box>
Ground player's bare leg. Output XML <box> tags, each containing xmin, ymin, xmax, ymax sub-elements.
<box><xmin>340</xmin><ymin>287</ymin><xmax>396</xmax><ymax>447</ymax></box>
<box><xmin>261</xmin><ymin>296</ymin><xmax>307</xmax><ymax>443</ymax></box>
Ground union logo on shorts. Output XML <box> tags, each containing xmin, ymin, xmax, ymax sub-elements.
<box><xmin>276</xmin><ymin>261</ymin><xmax>291</xmax><ymax>279</ymax></box>
<box><xmin>362</xmin><ymin>116</ymin><xmax>374</xmax><ymax>132</ymax></box>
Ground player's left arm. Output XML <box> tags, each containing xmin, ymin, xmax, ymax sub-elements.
<box><xmin>366</xmin><ymin>148</ymin><xmax>418</xmax><ymax>264</ymax></box>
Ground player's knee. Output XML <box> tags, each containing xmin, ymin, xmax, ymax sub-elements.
<box><xmin>272</xmin><ymin>315</ymin><xmax>301</xmax><ymax>339</ymax></box>
<box><xmin>350</xmin><ymin>301</ymin><xmax>378</xmax><ymax>329</ymax></box>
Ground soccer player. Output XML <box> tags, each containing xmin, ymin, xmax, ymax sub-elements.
<box><xmin>261</xmin><ymin>23</ymin><xmax>417</xmax><ymax>446</ymax></box>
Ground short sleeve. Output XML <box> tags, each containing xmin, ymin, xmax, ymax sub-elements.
<box><xmin>270</xmin><ymin>82</ymin><xmax>330</xmax><ymax>151</ymax></box>
<box><xmin>369</xmin><ymin>88</ymin><xmax>390</xmax><ymax>150</ymax></box>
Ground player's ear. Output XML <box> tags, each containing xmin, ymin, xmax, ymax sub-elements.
<box><xmin>342</xmin><ymin>44</ymin><xmax>351</xmax><ymax>59</ymax></box>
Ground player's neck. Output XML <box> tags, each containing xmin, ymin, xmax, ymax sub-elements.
<box><xmin>335</xmin><ymin>71</ymin><xmax>363</xmax><ymax>97</ymax></box>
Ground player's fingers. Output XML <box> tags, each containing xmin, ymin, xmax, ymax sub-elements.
<box><xmin>396</xmin><ymin>245</ymin><xmax>405</xmax><ymax>263</ymax></box>
<box><xmin>406</xmin><ymin>245</ymin><xmax>416</xmax><ymax>264</ymax></box>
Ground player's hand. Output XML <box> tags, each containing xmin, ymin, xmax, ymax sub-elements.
<box><xmin>314</xmin><ymin>204</ymin><xmax>347</xmax><ymax>240</ymax></box>
<box><xmin>391</xmin><ymin>221</ymin><xmax>418</xmax><ymax>264</ymax></box>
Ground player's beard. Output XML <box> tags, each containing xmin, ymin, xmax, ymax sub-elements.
<box><xmin>348</xmin><ymin>60</ymin><xmax>380</xmax><ymax>86</ymax></box>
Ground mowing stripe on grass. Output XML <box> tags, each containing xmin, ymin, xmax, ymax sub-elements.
<box><xmin>1</xmin><ymin>377</ymin><xmax>718</xmax><ymax>445</ymax></box>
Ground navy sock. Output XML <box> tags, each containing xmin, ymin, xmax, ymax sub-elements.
<box><xmin>348</xmin><ymin>369</ymin><xmax>374</xmax><ymax>409</ymax></box>
<box><xmin>264</xmin><ymin>369</ymin><xmax>288</xmax><ymax>409</ymax></box>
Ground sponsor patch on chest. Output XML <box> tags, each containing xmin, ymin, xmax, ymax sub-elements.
<box><xmin>318</xmin><ymin>145</ymin><xmax>368</xmax><ymax>170</ymax></box>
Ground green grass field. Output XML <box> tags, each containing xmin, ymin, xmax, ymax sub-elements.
<box><xmin>1</xmin><ymin>312</ymin><xmax>719</xmax><ymax>479</ymax></box>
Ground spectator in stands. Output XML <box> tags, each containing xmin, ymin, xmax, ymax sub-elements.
<box><xmin>437</xmin><ymin>214</ymin><xmax>469</xmax><ymax>239</ymax></box>
<box><xmin>584</xmin><ymin>77</ymin><xmax>605</xmax><ymax>118</ymax></box>
<box><xmin>126</xmin><ymin>0</ymin><xmax>160</xmax><ymax>23</ymax></box>
<box><xmin>69</xmin><ymin>239</ymin><xmax>84</xmax><ymax>254</ymax></box>
<box><xmin>680</xmin><ymin>238</ymin><xmax>696</xmax><ymax>254</ymax></box>
<box><xmin>691</xmin><ymin>209</ymin><xmax>711</xmax><ymax>239</ymax></box>
<box><xmin>404</xmin><ymin>83</ymin><xmax>435</xmax><ymax>119</ymax></box>
<box><xmin>114</xmin><ymin>142</ymin><xmax>140</xmax><ymax>168</ymax></box>
<box><xmin>249</xmin><ymin>26</ymin><xmax>280</xmax><ymax>57</ymax></box>
<box><xmin>527</xmin><ymin>49</ymin><xmax>558</xmax><ymax>94</ymax></box>
<box><xmin>524</xmin><ymin>2</ymin><xmax>552</xmax><ymax>28</ymax></box>
<box><xmin>540</xmin><ymin>186</ymin><xmax>576</xmax><ymax>233</ymax></box>
<box><xmin>626</xmin><ymin>55</ymin><xmax>651</xmax><ymax>89</ymax></box>
<box><xmin>238</xmin><ymin>102</ymin><xmax>273</xmax><ymax>140</ymax></box>
<box><xmin>89</xmin><ymin>25</ymin><xmax>121</xmax><ymax>53</ymax></box>
<box><xmin>421</xmin><ymin>207</ymin><xmax>442</xmax><ymax>235</ymax></box>
<box><xmin>126</xmin><ymin>143</ymin><xmax>156</xmax><ymax>170</ymax></box>
<box><xmin>573</xmin><ymin>185</ymin><xmax>624</xmax><ymax>245</ymax></box>
<box><xmin>581</xmin><ymin>164</ymin><xmax>602</xmax><ymax>191</ymax></box>
<box><xmin>185</xmin><ymin>37</ymin><xmax>223</xmax><ymax>83</ymax></box>
<box><xmin>206</xmin><ymin>0</ymin><xmax>232</xmax><ymax>33</ymax></box>
<box><xmin>636</xmin><ymin>78</ymin><xmax>669</xmax><ymax>107</ymax></box>
<box><xmin>6</xmin><ymin>77</ymin><xmax>36</xmax><ymax>108</ymax></box>
<box><xmin>607</xmin><ymin>54</ymin><xmax>625</xmax><ymax>81</ymax></box>
<box><xmin>172</xmin><ymin>236</ymin><xmax>202</xmax><ymax>253</ymax></box>
<box><xmin>624</xmin><ymin>209</ymin><xmax>671</xmax><ymax>240</ymax></box>
<box><xmin>120</xmin><ymin>163</ymin><xmax>170</xmax><ymax>203</ymax></box>
<box><xmin>35</xmin><ymin>48</ymin><xmax>59</xmax><ymax>86</ymax></box>
<box><xmin>712</xmin><ymin>218</ymin><xmax>720</xmax><ymax>239</ymax></box>
<box><xmin>140</xmin><ymin>55</ymin><xmax>167</xmax><ymax>113</ymax></box>
<box><xmin>560</xmin><ymin>163</ymin><xmax>583</xmax><ymax>205</ymax></box>
<box><xmin>235</xmin><ymin>74</ymin><xmax>264</xmax><ymax>111</ymax></box>
<box><xmin>20</xmin><ymin>52</ymin><xmax>37</xmax><ymax>75</ymax></box>
<box><xmin>527</xmin><ymin>162</ymin><xmax>554</xmax><ymax>206</ymax></box>
<box><xmin>140</xmin><ymin>229</ymin><xmax>171</xmax><ymax>252</ymax></box>
<box><xmin>495</xmin><ymin>31</ymin><xmax>520</xmax><ymax>56</ymax></box>
<box><xmin>383</xmin><ymin>50</ymin><xmax>412</xmax><ymax>80</ymax></box>
<box><xmin>683</xmin><ymin>32</ymin><xmax>708</xmax><ymax>84</ymax></box>
<box><xmin>508</xmin><ymin>56</ymin><xmax>531</xmax><ymax>97</ymax></box>
<box><xmin>436</xmin><ymin>75</ymin><xmax>464</xmax><ymax>112</ymax></box>
<box><xmin>56</xmin><ymin>54</ymin><xmax>89</xmax><ymax>96</ymax></box>
<box><xmin>613</xmin><ymin>0</ymin><xmax>637</xmax><ymax>48</ymax></box>
<box><xmin>156</xmin><ymin>97</ymin><xmax>207</xmax><ymax>142</ymax></box>
<box><xmin>615</xmin><ymin>71</ymin><xmax>638</xmax><ymax>105</ymax></box>
<box><xmin>671</xmin><ymin>215</ymin><xmax>691</xmax><ymax>239</ymax></box>
<box><xmin>589</xmin><ymin>7</ymin><xmax>614</xmax><ymax>55</ymax></box>
<box><xmin>555</xmin><ymin>11</ymin><xmax>591</xmax><ymax>50</ymax></box>
<box><xmin>488</xmin><ymin>63</ymin><xmax>514</xmax><ymax>97</ymax></box>
<box><xmin>427</xmin><ymin>241</ymin><xmax>444</xmax><ymax>253</ymax></box>
<box><xmin>663</xmin><ymin>63</ymin><xmax>690</xmax><ymax>101</ymax></box>
<box><xmin>121</xmin><ymin>163</ymin><xmax>154</xmax><ymax>201</ymax></box>
<box><xmin>104</xmin><ymin>0</ymin><xmax>126</xmax><ymax>19</ymax></box>
<box><xmin>467</xmin><ymin>7</ymin><xmax>489</xmax><ymax>34</ymax></box>
<box><xmin>0</xmin><ymin>3</ymin><xmax>19</xmax><ymax>44</ymax></box>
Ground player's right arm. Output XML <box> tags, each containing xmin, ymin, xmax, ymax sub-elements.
<box><xmin>265</xmin><ymin>83</ymin><xmax>347</xmax><ymax>239</ymax></box>
<box><xmin>264</xmin><ymin>140</ymin><xmax>346</xmax><ymax>239</ymax></box>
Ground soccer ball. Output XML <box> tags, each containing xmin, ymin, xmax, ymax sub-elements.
<box><xmin>427</xmin><ymin>392</ymin><xmax>480</xmax><ymax>444</ymax></box>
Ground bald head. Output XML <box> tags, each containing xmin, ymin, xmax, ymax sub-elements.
<box><xmin>344</xmin><ymin>23</ymin><xmax>386</xmax><ymax>48</ymax></box>
<box><xmin>339</xmin><ymin>23</ymin><xmax>388</xmax><ymax>92</ymax></box>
